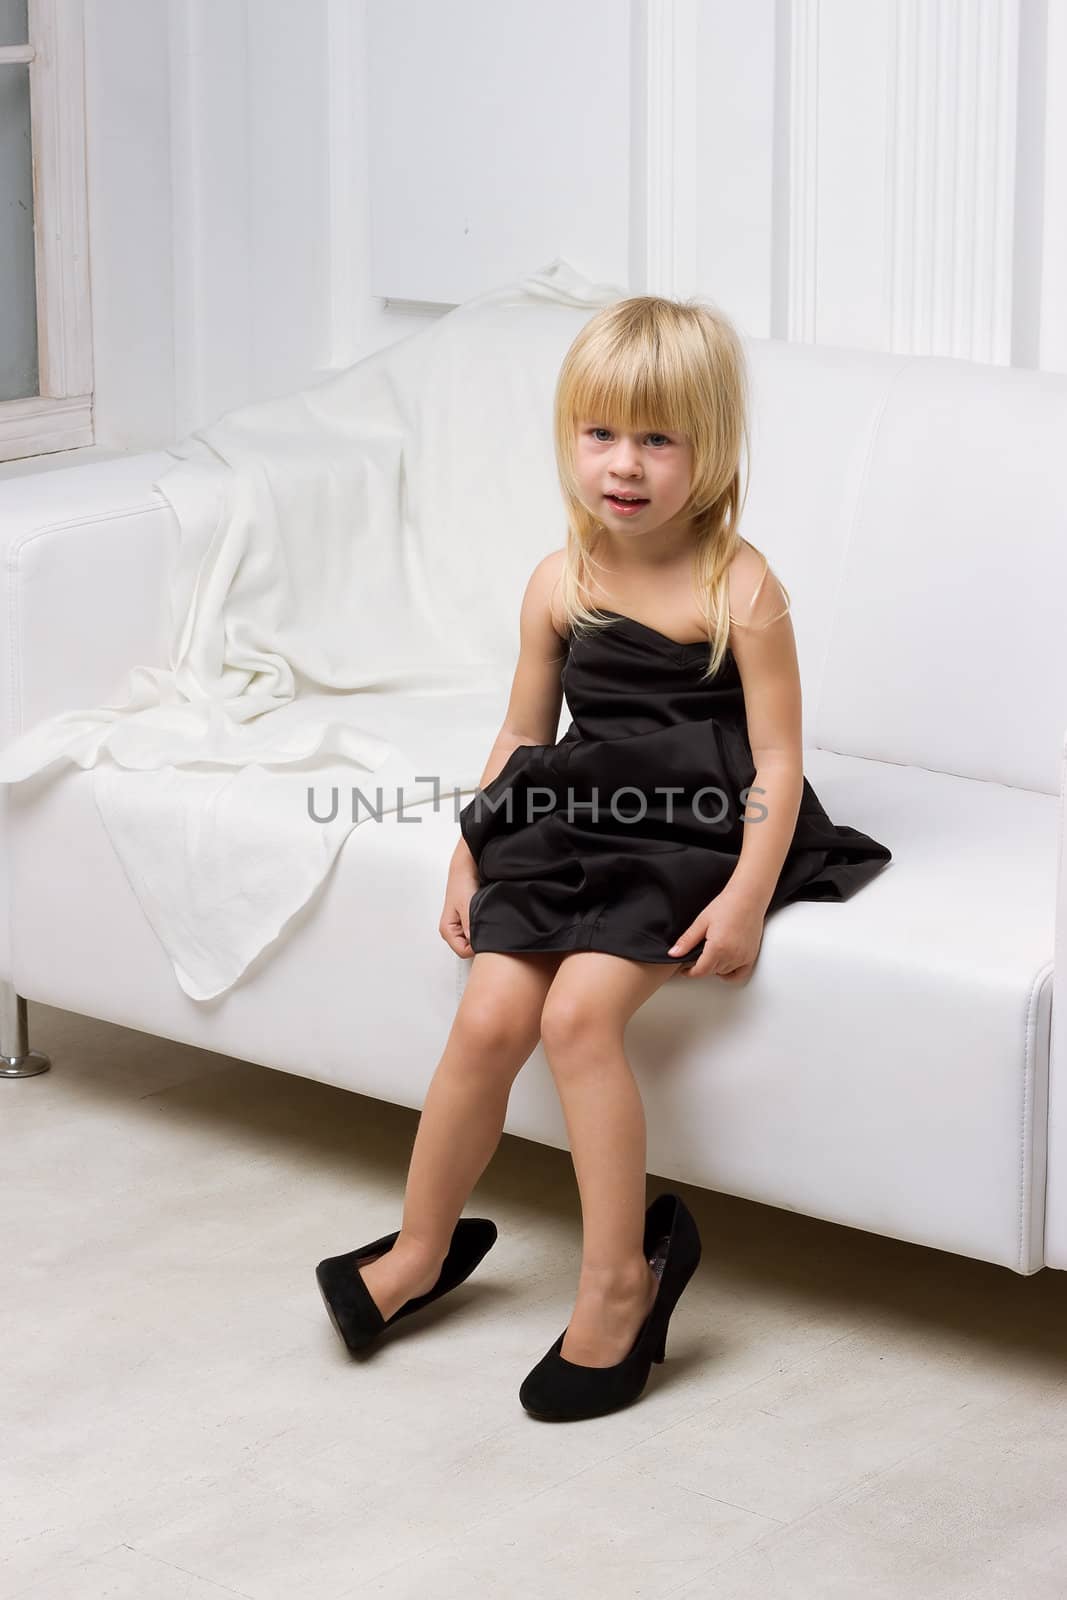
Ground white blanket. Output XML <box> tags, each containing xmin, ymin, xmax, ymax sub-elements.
<box><xmin>0</xmin><ymin>260</ymin><xmax>622</xmax><ymax>1000</ymax></box>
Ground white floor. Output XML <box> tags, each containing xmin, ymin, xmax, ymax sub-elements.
<box><xmin>5</xmin><ymin>1001</ymin><xmax>1067</xmax><ymax>1600</ymax></box>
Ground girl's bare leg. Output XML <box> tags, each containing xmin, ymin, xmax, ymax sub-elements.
<box><xmin>358</xmin><ymin>950</ymin><xmax>564</xmax><ymax>1320</ymax></box>
<box><xmin>538</xmin><ymin>951</ymin><xmax>683</xmax><ymax>1366</ymax></box>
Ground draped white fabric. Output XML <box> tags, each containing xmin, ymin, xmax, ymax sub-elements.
<box><xmin>0</xmin><ymin>260</ymin><xmax>623</xmax><ymax>999</ymax></box>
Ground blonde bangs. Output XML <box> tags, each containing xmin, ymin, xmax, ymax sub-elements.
<box><xmin>558</xmin><ymin>310</ymin><xmax>705</xmax><ymax>443</ymax></box>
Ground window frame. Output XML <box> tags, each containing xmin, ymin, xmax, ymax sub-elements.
<box><xmin>0</xmin><ymin>0</ymin><xmax>93</xmax><ymax>462</ymax></box>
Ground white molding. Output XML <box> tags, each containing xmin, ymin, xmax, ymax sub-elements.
<box><xmin>0</xmin><ymin>395</ymin><xmax>92</xmax><ymax>464</ymax></box>
<box><xmin>1039</xmin><ymin>0</ymin><xmax>1067</xmax><ymax>371</ymax></box>
<box><xmin>166</xmin><ymin>0</ymin><xmax>259</xmax><ymax>436</ymax></box>
<box><xmin>643</xmin><ymin>0</ymin><xmax>700</xmax><ymax>298</ymax></box>
<box><xmin>321</xmin><ymin>0</ymin><xmax>364</xmax><ymax>371</ymax></box>
<box><xmin>166</xmin><ymin>0</ymin><xmax>201</xmax><ymax>438</ymax></box>
<box><xmin>786</xmin><ymin>0</ymin><xmax>819</xmax><ymax>344</ymax></box>
<box><xmin>885</xmin><ymin>0</ymin><xmax>1019</xmax><ymax>363</ymax></box>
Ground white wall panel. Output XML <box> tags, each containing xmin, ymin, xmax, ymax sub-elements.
<box><xmin>365</xmin><ymin>0</ymin><xmax>633</xmax><ymax>304</ymax></box>
<box><xmin>168</xmin><ymin>0</ymin><xmax>338</xmax><ymax>435</ymax></box>
<box><xmin>883</xmin><ymin>0</ymin><xmax>1018</xmax><ymax>363</ymax></box>
<box><xmin>689</xmin><ymin>0</ymin><xmax>778</xmax><ymax>334</ymax></box>
<box><xmin>808</xmin><ymin>0</ymin><xmax>893</xmax><ymax>351</ymax></box>
<box><xmin>791</xmin><ymin>0</ymin><xmax>1022</xmax><ymax>365</ymax></box>
<box><xmin>643</xmin><ymin>0</ymin><xmax>698</xmax><ymax>299</ymax></box>
<box><xmin>246</xmin><ymin>2</ymin><xmax>333</xmax><ymax>401</ymax></box>
<box><xmin>81</xmin><ymin>0</ymin><xmax>175</xmax><ymax>448</ymax></box>
<box><xmin>1037</xmin><ymin>0</ymin><xmax>1067</xmax><ymax>372</ymax></box>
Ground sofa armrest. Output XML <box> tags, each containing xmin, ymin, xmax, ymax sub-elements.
<box><xmin>1045</xmin><ymin>727</ymin><xmax>1067</xmax><ymax>1266</ymax></box>
<box><xmin>0</xmin><ymin>451</ymin><xmax>178</xmax><ymax>743</ymax></box>
<box><xmin>0</xmin><ymin>450</ymin><xmax>179</xmax><ymax>983</ymax></box>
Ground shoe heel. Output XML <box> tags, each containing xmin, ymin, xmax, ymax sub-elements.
<box><xmin>648</xmin><ymin>1277</ymin><xmax>685</xmax><ymax>1364</ymax></box>
<box><xmin>644</xmin><ymin>1194</ymin><xmax>702</xmax><ymax>1368</ymax></box>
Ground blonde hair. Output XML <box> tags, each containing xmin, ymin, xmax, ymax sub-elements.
<box><xmin>552</xmin><ymin>294</ymin><xmax>790</xmax><ymax>679</ymax></box>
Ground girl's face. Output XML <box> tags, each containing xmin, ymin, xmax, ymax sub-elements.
<box><xmin>575</xmin><ymin>418</ymin><xmax>694</xmax><ymax>538</ymax></box>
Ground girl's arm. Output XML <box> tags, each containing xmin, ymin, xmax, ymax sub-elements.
<box><xmin>723</xmin><ymin>556</ymin><xmax>804</xmax><ymax>911</ymax></box>
<box><xmin>668</xmin><ymin>554</ymin><xmax>802</xmax><ymax>980</ymax></box>
<box><xmin>450</xmin><ymin>551</ymin><xmax>567</xmax><ymax>870</ymax></box>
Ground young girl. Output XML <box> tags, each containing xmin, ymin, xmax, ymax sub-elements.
<box><xmin>316</xmin><ymin>295</ymin><xmax>892</xmax><ymax>1423</ymax></box>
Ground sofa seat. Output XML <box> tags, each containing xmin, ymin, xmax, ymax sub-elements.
<box><xmin>9</xmin><ymin>707</ymin><xmax>1054</xmax><ymax>1274</ymax></box>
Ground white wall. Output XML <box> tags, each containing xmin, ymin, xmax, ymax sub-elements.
<box><xmin>82</xmin><ymin>0</ymin><xmax>436</xmax><ymax>449</ymax></box>
<box><xmin>365</xmin><ymin>0</ymin><xmax>632</xmax><ymax>304</ymax></box>
<box><xmin>78</xmin><ymin>0</ymin><xmax>1067</xmax><ymax>454</ymax></box>
<box><xmin>83</xmin><ymin>0</ymin><xmax>175</xmax><ymax>448</ymax></box>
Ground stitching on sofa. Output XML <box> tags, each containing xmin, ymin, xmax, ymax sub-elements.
<box><xmin>5</xmin><ymin>500</ymin><xmax>170</xmax><ymax>737</ymax></box>
<box><xmin>811</xmin><ymin>357</ymin><xmax>912</xmax><ymax>750</ymax></box>
<box><xmin>9</xmin><ymin>495</ymin><xmax>170</xmax><ymax>557</ymax></box>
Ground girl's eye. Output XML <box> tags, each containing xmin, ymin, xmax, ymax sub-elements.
<box><xmin>590</xmin><ymin>428</ymin><xmax>670</xmax><ymax>446</ymax></box>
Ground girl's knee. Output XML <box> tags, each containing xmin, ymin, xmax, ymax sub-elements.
<box><xmin>539</xmin><ymin>994</ymin><xmax>619</xmax><ymax>1059</ymax></box>
<box><xmin>452</xmin><ymin>994</ymin><xmax>538</xmax><ymax>1062</ymax></box>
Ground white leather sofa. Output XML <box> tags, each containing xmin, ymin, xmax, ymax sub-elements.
<box><xmin>3</xmin><ymin>332</ymin><xmax>1066</xmax><ymax>1280</ymax></box>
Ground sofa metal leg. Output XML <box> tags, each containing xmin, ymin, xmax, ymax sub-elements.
<box><xmin>0</xmin><ymin>981</ymin><xmax>51</xmax><ymax>1078</ymax></box>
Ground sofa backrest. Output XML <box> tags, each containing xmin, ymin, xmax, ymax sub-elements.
<box><xmin>813</xmin><ymin>355</ymin><xmax>1067</xmax><ymax>796</ymax></box>
<box><xmin>378</xmin><ymin>296</ymin><xmax>603</xmax><ymax>670</ymax></box>
<box><xmin>385</xmin><ymin>296</ymin><xmax>1067</xmax><ymax>794</ymax></box>
<box><xmin>738</xmin><ymin>341</ymin><xmax>910</xmax><ymax>754</ymax></box>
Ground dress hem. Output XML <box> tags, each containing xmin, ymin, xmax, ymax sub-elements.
<box><xmin>469</xmin><ymin>937</ymin><xmax>702</xmax><ymax>967</ymax></box>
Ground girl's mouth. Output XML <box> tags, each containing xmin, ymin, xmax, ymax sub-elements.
<box><xmin>605</xmin><ymin>494</ymin><xmax>649</xmax><ymax>515</ymax></box>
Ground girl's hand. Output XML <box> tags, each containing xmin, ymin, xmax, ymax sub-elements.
<box><xmin>667</xmin><ymin>890</ymin><xmax>766</xmax><ymax>982</ymax></box>
<box><xmin>440</xmin><ymin>859</ymin><xmax>481</xmax><ymax>959</ymax></box>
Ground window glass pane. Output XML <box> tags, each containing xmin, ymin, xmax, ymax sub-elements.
<box><xmin>0</xmin><ymin>63</ymin><xmax>38</xmax><ymax>401</ymax></box>
<box><xmin>0</xmin><ymin>2</ymin><xmax>28</xmax><ymax>47</ymax></box>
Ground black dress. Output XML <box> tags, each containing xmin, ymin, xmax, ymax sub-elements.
<box><xmin>458</xmin><ymin>610</ymin><xmax>892</xmax><ymax>968</ymax></box>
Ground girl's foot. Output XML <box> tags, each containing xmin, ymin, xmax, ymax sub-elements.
<box><xmin>357</xmin><ymin>1242</ymin><xmax>447</xmax><ymax>1323</ymax></box>
<box><xmin>559</xmin><ymin>1261</ymin><xmax>660</xmax><ymax>1367</ymax></box>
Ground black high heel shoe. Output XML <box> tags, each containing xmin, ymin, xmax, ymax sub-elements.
<box><xmin>518</xmin><ymin>1192</ymin><xmax>701</xmax><ymax>1421</ymax></box>
<box><xmin>315</xmin><ymin>1217</ymin><xmax>498</xmax><ymax>1354</ymax></box>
